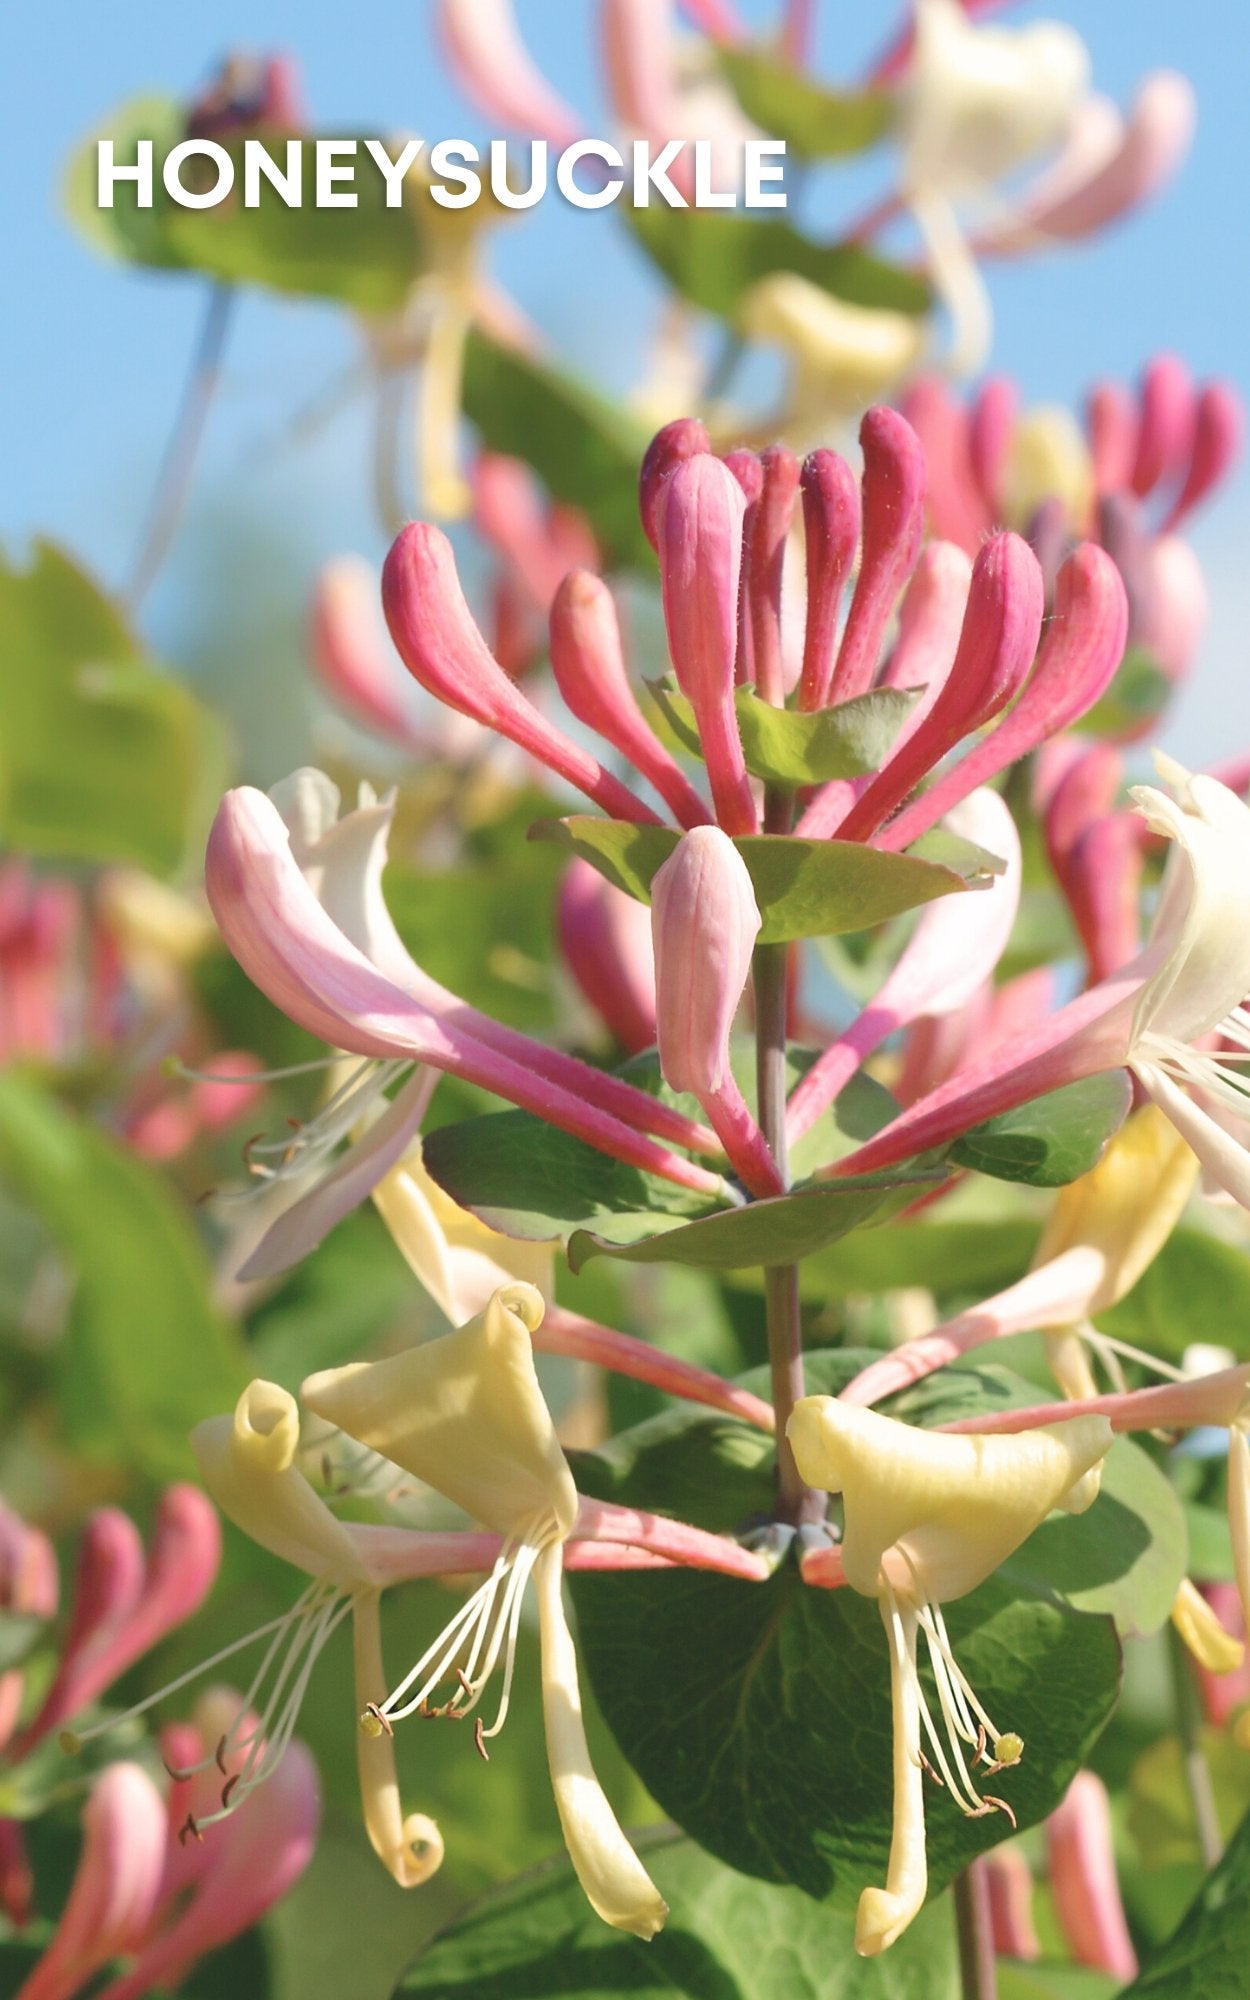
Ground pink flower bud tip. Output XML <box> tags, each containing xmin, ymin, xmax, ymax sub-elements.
<box><xmin>828</xmin><ymin>405</ymin><xmax>927</xmax><ymax>705</ymax></box>
<box><xmin>639</xmin><ymin>417</ymin><xmax>712</xmax><ymax>551</ymax></box>
<box><xmin>557</xmin><ymin>858</ymin><xmax>657</xmax><ymax>1055</ymax></box>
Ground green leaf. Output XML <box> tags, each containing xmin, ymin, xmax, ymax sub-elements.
<box><xmin>783</xmin><ymin>1218</ymin><xmax>1041</xmax><ymax>1302</ymax></box>
<box><xmin>396</xmin><ymin>1832</ymin><xmax>959</xmax><ymax>1998</ymax></box>
<box><xmin>1127</xmin><ymin>1728</ymin><xmax>1250</xmax><ymax>1873</ymax></box>
<box><xmin>421</xmin><ymin>1092</ymin><xmax>720</xmax><ymax>1249</ymax></box>
<box><xmin>1077</xmin><ymin>648</ymin><xmax>1172</xmax><ymax>739</ymax></box>
<box><xmin>950</xmin><ymin>1072</ymin><xmax>1133</xmax><ymax>1187</ymax></box>
<box><xmin>1096</xmin><ymin>1227</ymin><xmax>1250</xmax><ymax>1364</ymax></box>
<box><xmin>461</xmin><ymin>332</ymin><xmax>652</xmax><ymax>569</ymax></box>
<box><xmin>0</xmin><ymin>1072</ymin><xmax>247</xmax><ymax>1479</ymax></box>
<box><xmin>1121</xmin><ymin>1804</ymin><xmax>1250</xmax><ymax>1997</ymax></box>
<box><xmin>1004</xmin><ymin>1438</ymin><xmax>1187</xmax><ymax>1639</ymax></box>
<box><xmin>568</xmin><ymin>1166</ymin><xmax>943</xmax><ymax>1272</ymax></box>
<box><xmin>65</xmin><ymin>102</ymin><xmax>426</xmax><ymax>309</ymax></box>
<box><xmin>717</xmin><ymin>47</ymin><xmax>894</xmax><ymax>159</ymax></box>
<box><xmin>998</xmin><ymin>1968</ymin><xmax>1118</xmax><ymax>2000</ymax></box>
<box><xmin>648</xmin><ymin>676</ymin><xmax>918</xmax><ymax>785</ymax></box>
<box><xmin>572</xmin><ymin>1566</ymin><xmax>1119</xmax><ymax>1904</ymax></box>
<box><xmin>529</xmin><ymin>816</ymin><xmax>1003</xmax><ymax>943</ymax></box>
<box><xmin>571</xmin><ymin>1355</ymin><xmax>1123</xmax><ymax>1902</ymax></box>
<box><xmin>629</xmin><ymin>205</ymin><xmax>930</xmax><ymax>317</ymax></box>
<box><xmin>0</xmin><ymin>541</ymin><xmax>229</xmax><ymax>874</ymax></box>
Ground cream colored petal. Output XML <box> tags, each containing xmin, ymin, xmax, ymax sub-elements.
<box><xmin>1171</xmin><ymin>1577</ymin><xmax>1246</xmax><ymax>1676</ymax></box>
<box><xmin>301</xmin><ymin>1284</ymin><xmax>577</xmax><ymax>1542</ymax></box>
<box><xmin>353</xmin><ymin>1591</ymin><xmax>444</xmax><ymax>1888</ymax></box>
<box><xmin>787</xmin><ymin>1398</ymin><xmax>1112</xmax><ymax>1603</ymax></box>
<box><xmin>533</xmin><ymin>1545</ymin><xmax>667</xmax><ymax>1939</ymax></box>
<box><xmin>191</xmin><ymin>1382</ymin><xmax>368</xmax><ymax>1586</ymax></box>
<box><xmin>1033</xmin><ymin>1104</ymin><xmax>1198</xmax><ymax>1314</ymax></box>
<box><xmin>856</xmin><ymin>1600</ymin><xmax>928</xmax><ymax>1956</ymax></box>
<box><xmin>1045</xmin><ymin>1327</ymin><xmax>1101</xmax><ymax>1403</ymax></box>
<box><xmin>737</xmin><ymin>273</ymin><xmax>923</xmax><ymax>415</ymax></box>
<box><xmin>1131</xmin><ymin>1065</ymin><xmax>1250</xmax><ymax>1211</ymax></box>
<box><xmin>269</xmin><ymin>771</ymin><xmax>417</xmax><ymax>990</ymax></box>
<box><xmin>373</xmin><ymin>1145</ymin><xmax>556</xmax><ymax>1323</ymax></box>
<box><xmin>1129</xmin><ymin>769</ymin><xmax>1250</xmax><ymax>1046</ymax></box>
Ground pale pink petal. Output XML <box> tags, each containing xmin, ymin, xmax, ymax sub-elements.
<box><xmin>438</xmin><ymin>0</ymin><xmax>582</xmax><ymax>149</ymax></box>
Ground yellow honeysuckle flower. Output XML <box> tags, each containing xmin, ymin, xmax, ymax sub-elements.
<box><xmin>1033</xmin><ymin>1103</ymin><xmax>1199</xmax><ymax>1400</ymax></box>
<box><xmin>788</xmin><ymin>1396</ymin><xmax>1112</xmax><ymax>1955</ymax></box>
<box><xmin>191</xmin><ymin>1380</ymin><xmax>442</xmax><ymax>1890</ymax></box>
<box><xmin>737</xmin><ymin>272</ymin><xmax>924</xmax><ymax>430</ymax></box>
<box><xmin>1171</xmin><ymin>1577</ymin><xmax>1245</xmax><ymax>1676</ymax></box>
<box><xmin>301</xmin><ymin>1283</ymin><xmax>668</xmax><ymax>1941</ymax></box>
<box><xmin>1002</xmin><ymin>406</ymin><xmax>1094</xmax><ymax>536</ymax></box>
<box><xmin>372</xmin><ymin>1139</ymin><xmax>555</xmax><ymax>1325</ymax></box>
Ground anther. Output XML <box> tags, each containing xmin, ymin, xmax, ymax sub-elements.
<box><xmin>474</xmin><ymin>1718</ymin><xmax>490</xmax><ymax>1762</ymax></box>
<box><xmin>215</xmin><ymin>1734</ymin><xmax>230</xmax><ymax>1775</ymax></box>
<box><xmin>178</xmin><ymin>1813</ymin><xmax>204</xmax><ymax>1846</ymax></box>
<box><xmin>220</xmin><ymin>1773</ymin><xmax>240</xmax><ymax>1809</ymax></box>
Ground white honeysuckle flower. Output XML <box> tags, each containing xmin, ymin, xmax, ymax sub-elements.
<box><xmin>898</xmin><ymin>0</ymin><xmax>1091</xmax><ymax>374</ymax></box>
<box><xmin>301</xmin><ymin>1283</ymin><xmax>668</xmax><ymax>1940</ymax></box>
<box><xmin>788</xmin><ymin>1397</ymin><xmax>1112</xmax><ymax>1954</ymax></box>
<box><xmin>372</xmin><ymin>1139</ymin><xmax>555</xmax><ymax>1325</ymax></box>
<box><xmin>1125</xmin><ymin>756</ymin><xmax>1250</xmax><ymax>1207</ymax></box>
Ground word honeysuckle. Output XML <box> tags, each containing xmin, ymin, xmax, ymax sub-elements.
<box><xmin>298</xmin><ymin>1281</ymin><xmax>669</xmax><ymax>1939</ymax></box>
<box><xmin>788</xmin><ymin>1397</ymin><xmax>1114</xmax><ymax>1955</ymax></box>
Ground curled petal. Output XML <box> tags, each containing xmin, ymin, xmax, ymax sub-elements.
<box><xmin>437</xmin><ymin>0</ymin><xmax>581</xmax><ymax>148</ymax></box>
<box><xmin>354</xmin><ymin>1593</ymin><xmax>443</xmax><ymax>1888</ymax></box>
<box><xmin>534</xmin><ymin>1545</ymin><xmax>668</xmax><ymax>1937</ymax></box>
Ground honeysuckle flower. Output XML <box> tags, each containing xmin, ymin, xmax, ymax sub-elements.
<box><xmin>787</xmin><ymin>1395</ymin><xmax>1113</xmax><ymax>1953</ymax></box>
<box><xmin>651</xmin><ymin>828</ymin><xmax>782</xmax><ymax>1197</ymax></box>
<box><xmin>206</xmin><ymin>773</ymin><xmax>729</xmax><ymax>1269</ymax></box>
<box><xmin>897</xmin><ymin>0</ymin><xmax>1090</xmax><ymax>373</ymax></box>
<box><xmin>471</xmin><ymin>454</ymin><xmax>600</xmax><ymax>677</ymax></box>
<box><xmin>736</xmin><ymin>275</ymin><xmax>925</xmax><ymax>436</ymax></box>
<box><xmin>1172</xmin><ymin>1576</ymin><xmax>1245</xmax><ymax>1680</ymax></box>
<box><xmin>300</xmin><ymin>1283</ymin><xmax>669</xmax><ymax>1938</ymax></box>
<box><xmin>976</xmin><ymin>69</ymin><xmax>1195</xmax><ymax>257</ymax></box>
<box><xmin>438</xmin><ymin>0</ymin><xmax>581</xmax><ymax>151</ymax></box>
<box><xmin>824</xmin><ymin>761</ymin><xmax>1250</xmax><ymax>1211</ymax></box>
<box><xmin>842</xmin><ymin>1104</ymin><xmax>1198</xmax><ymax>1410</ymax></box>
<box><xmin>557</xmin><ymin>857</ymin><xmax>658</xmax><ymax>1056</ymax></box>
<box><xmin>188</xmin><ymin>1380</ymin><xmax>441</xmax><ymax>1889</ymax></box>
<box><xmin>94</xmin><ymin>1688</ymin><xmax>319</xmax><ymax>2000</ymax></box>
<box><xmin>1045</xmin><ymin>1771</ymin><xmax>1138</xmax><ymax>1981</ymax></box>
<box><xmin>310</xmin><ymin>554</ymin><xmax>471</xmax><ymax>758</ymax></box>
<box><xmin>1188</xmin><ymin>1583</ymin><xmax>1250</xmax><ymax>1725</ymax></box>
<box><xmin>602</xmin><ymin>0</ymin><xmax>764</xmax><ymax>203</ymax></box>
<box><xmin>787</xmin><ymin>788</ymin><xmax>1021</xmax><ymax>1148</ymax></box>
<box><xmin>15</xmin><ymin>1762</ymin><xmax>167</xmax><ymax>2000</ymax></box>
<box><xmin>797</xmin><ymin>446</ymin><xmax>861</xmax><ymax>713</ymax></box>
<box><xmin>0</xmin><ymin>1502</ymin><xmax>57</xmax><ymax>1753</ymax></box>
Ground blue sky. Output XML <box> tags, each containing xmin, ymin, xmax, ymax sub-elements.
<box><xmin>4</xmin><ymin>2</ymin><xmax>1246</xmax><ymax>768</ymax></box>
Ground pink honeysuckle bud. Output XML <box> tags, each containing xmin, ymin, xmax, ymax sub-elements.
<box><xmin>0</xmin><ymin>1505</ymin><xmax>57</xmax><ymax>1751</ymax></box>
<box><xmin>837</xmin><ymin>530</ymin><xmax>1044</xmax><ymax>844</ymax></box>
<box><xmin>639</xmin><ymin>417</ymin><xmax>711</xmax><ymax>551</ymax></box>
<box><xmin>602</xmin><ymin>0</ymin><xmax>675</xmax><ymax>136</ymax></box>
<box><xmin>15</xmin><ymin>1763</ymin><xmax>167</xmax><ymax>2000</ymax></box>
<box><xmin>878</xmin><ymin>541</ymin><xmax>1127</xmax><ymax>850</ymax></box>
<box><xmin>745</xmin><ymin>444</ymin><xmax>801</xmax><ymax>707</ymax></box>
<box><xmin>798</xmin><ymin>447</ymin><xmax>861</xmax><ymax>712</ymax></box>
<box><xmin>549</xmin><ymin>572</ymin><xmax>710</xmax><ymax>829</ymax></box>
<box><xmin>898</xmin><ymin>378</ymin><xmax>986</xmax><ymax>556</ymax></box>
<box><xmin>1132</xmin><ymin>353</ymin><xmax>1196</xmax><ymax>500</ymax></box>
<box><xmin>1087</xmin><ymin>379</ymin><xmax>1139</xmax><ymax>498</ymax></box>
<box><xmin>437</xmin><ymin>0</ymin><xmax>582</xmax><ymax>149</ymax></box>
<box><xmin>311</xmin><ymin>555</ymin><xmax>431</xmax><ymax>750</ymax></box>
<box><xmin>651</xmin><ymin>829</ymin><xmax>781</xmax><ymax>1196</ymax></box>
<box><xmin>722</xmin><ymin>449</ymin><xmax>763</xmax><ymax>686</ymax></box>
<box><xmin>658</xmin><ymin>457</ymin><xmax>758</xmax><ymax>835</ymax></box>
<box><xmin>983</xmin><ymin>1844</ymin><xmax>1041</xmax><ymax>1961</ymax></box>
<box><xmin>18</xmin><ymin>1509</ymin><xmax>144</xmax><ymax>1756</ymax></box>
<box><xmin>801</xmin><ymin>539</ymin><xmax>975</xmax><ymax>840</ymax></box>
<box><xmin>557</xmin><ymin>858</ymin><xmax>657</xmax><ymax>1054</ymax></box>
<box><xmin>1062</xmin><ymin>815</ymin><xmax>1145</xmax><ymax>985</ymax></box>
<box><xmin>968</xmin><ymin>375</ymin><xmax>1018</xmax><ymax>518</ymax></box>
<box><xmin>1045</xmin><ymin>742</ymin><xmax>1124</xmax><ymax>876</ymax></box>
<box><xmin>1133</xmin><ymin>534</ymin><xmax>1208</xmax><ymax>685</ymax></box>
<box><xmin>829</xmin><ymin>407</ymin><xmax>928</xmax><ymax>703</ymax></box>
<box><xmin>1163</xmin><ymin>380</ymin><xmax>1244</xmax><ymax>531</ymax></box>
<box><xmin>471</xmin><ymin>453</ymin><xmax>598</xmax><ymax>616</ymax></box>
<box><xmin>383</xmin><ymin>524</ymin><xmax>658</xmax><ymax>824</ymax></box>
<box><xmin>1046</xmin><ymin>1771</ymin><xmax>1138</xmax><ymax>1981</ymax></box>
<box><xmin>539</xmin><ymin>1301</ymin><xmax>774</xmax><ymax>1430</ymax></box>
<box><xmin>24</xmin><ymin>1490</ymin><xmax>220</xmax><ymax>1755</ymax></box>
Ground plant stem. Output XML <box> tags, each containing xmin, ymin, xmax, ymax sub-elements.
<box><xmin>754</xmin><ymin>933</ymin><xmax>820</xmax><ymax>1525</ymax></box>
<box><xmin>1168</xmin><ymin>1624</ymin><xmax>1223</xmax><ymax>1869</ymax></box>
<box><xmin>125</xmin><ymin>281</ymin><xmax>235</xmax><ymax>614</ymax></box>
<box><xmin>954</xmin><ymin>1863</ymin><xmax>998</xmax><ymax>2000</ymax></box>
